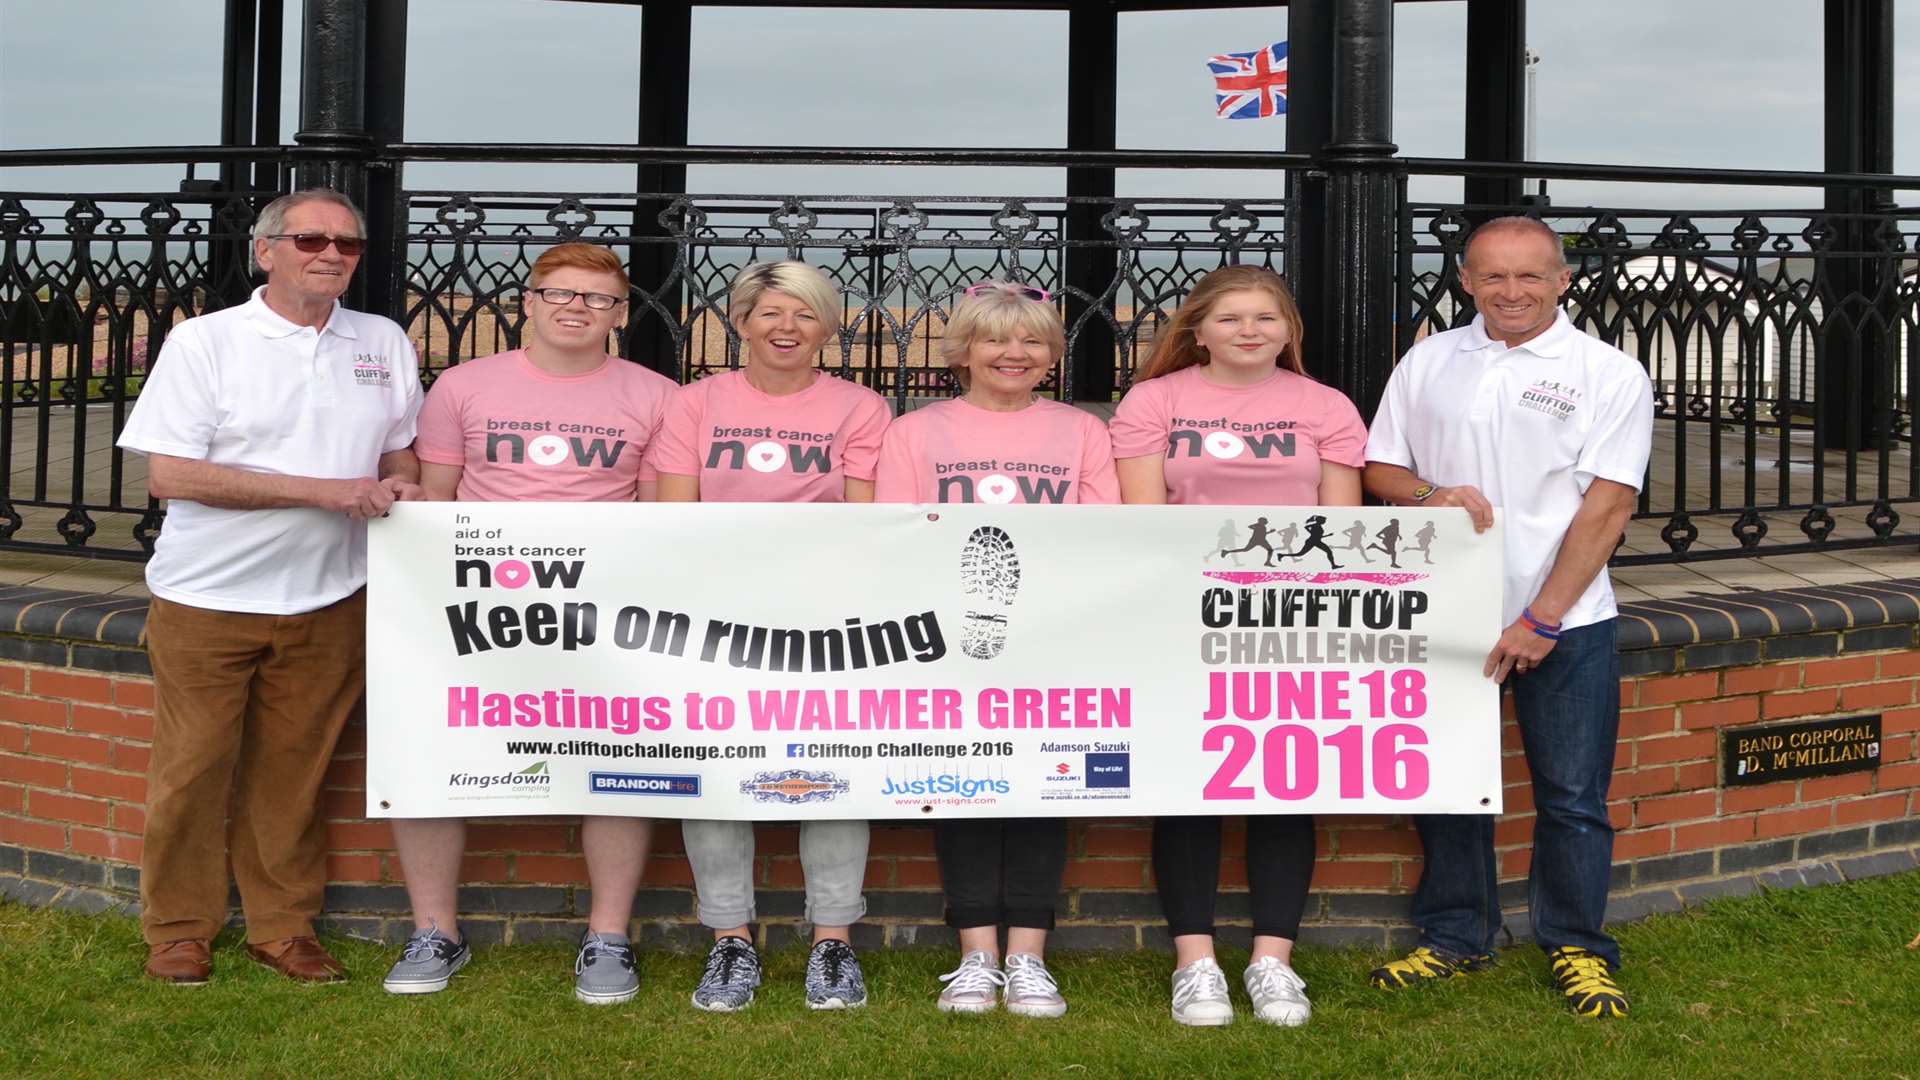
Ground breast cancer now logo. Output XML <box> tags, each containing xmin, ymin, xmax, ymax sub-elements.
<box><xmin>1166</xmin><ymin>429</ymin><xmax>1296</xmax><ymax>460</ymax></box>
<box><xmin>936</xmin><ymin>473</ymin><xmax>1071</xmax><ymax>504</ymax></box>
<box><xmin>485</xmin><ymin>433</ymin><xmax>627</xmax><ymax>468</ymax></box>
<box><xmin>454</xmin><ymin>558</ymin><xmax>584</xmax><ymax>589</ymax></box>
<box><xmin>707</xmin><ymin>439</ymin><xmax>832</xmax><ymax>474</ymax></box>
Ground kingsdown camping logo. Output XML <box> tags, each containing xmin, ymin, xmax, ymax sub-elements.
<box><xmin>449</xmin><ymin>760</ymin><xmax>554</xmax><ymax>795</ymax></box>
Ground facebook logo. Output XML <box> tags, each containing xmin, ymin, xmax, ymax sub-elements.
<box><xmin>787</xmin><ymin>743</ymin><xmax>806</xmax><ymax>758</ymax></box>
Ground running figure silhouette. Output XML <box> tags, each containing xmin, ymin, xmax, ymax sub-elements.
<box><xmin>1285</xmin><ymin>514</ymin><xmax>1343</xmax><ymax>569</ymax></box>
<box><xmin>1340</xmin><ymin>519</ymin><xmax>1372</xmax><ymax>564</ymax></box>
<box><xmin>1220</xmin><ymin>516</ymin><xmax>1281</xmax><ymax>566</ymax></box>
<box><xmin>1206</xmin><ymin>519</ymin><xmax>1245</xmax><ymax>566</ymax></box>
<box><xmin>1413</xmin><ymin>520</ymin><xmax>1438</xmax><ymax>565</ymax></box>
<box><xmin>1366</xmin><ymin>517</ymin><xmax>1404</xmax><ymax>569</ymax></box>
<box><xmin>1274</xmin><ymin>522</ymin><xmax>1301</xmax><ymax>563</ymax></box>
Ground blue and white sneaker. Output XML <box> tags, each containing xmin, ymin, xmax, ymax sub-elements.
<box><xmin>691</xmin><ymin>936</ymin><xmax>762</xmax><ymax>1012</ymax></box>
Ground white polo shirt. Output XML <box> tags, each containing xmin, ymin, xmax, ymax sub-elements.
<box><xmin>1366</xmin><ymin>311</ymin><xmax>1654</xmax><ymax>630</ymax></box>
<box><xmin>119</xmin><ymin>287</ymin><xmax>422</xmax><ymax>615</ymax></box>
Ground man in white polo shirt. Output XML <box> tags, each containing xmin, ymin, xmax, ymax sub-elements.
<box><xmin>118</xmin><ymin>189</ymin><xmax>423</xmax><ymax>985</ymax></box>
<box><xmin>1361</xmin><ymin>216</ymin><xmax>1653</xmax><ymax>1019</ymax></box>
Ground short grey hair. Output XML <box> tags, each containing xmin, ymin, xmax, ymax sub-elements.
<box><xmin>251</xmin><ymin>189</ymin><xmax>368</xmax><ymax>271</ymax></box>
<box><xmin>727</xmin><ymin>261</ymin><xmax>844</xmax><ymax>330</ymax></box>
<box><xmin>1463</xmin><ymin>215</ymin><xmax>1569</xmax><ymax>270</ymax></box>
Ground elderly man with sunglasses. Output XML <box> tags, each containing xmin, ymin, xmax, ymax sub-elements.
<box><xmin>118</xmin><ymin>188</ymin><xmax>424</xmax><ymax>985</ymax></box>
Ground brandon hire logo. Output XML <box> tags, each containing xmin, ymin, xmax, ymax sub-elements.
<box><xmin>740</xmin><ymin>769</ymin><xmax>850</xmax><ymax>804</ymax></box>
<box><xmin>590</xmin><ymin>771</ymin><xmax>700</xmax><ymax>796</ymax></box>
<box><xmin>449</xmin><ymin>760</ymin><xmax>553</xmax><ymax>796</ymax></box>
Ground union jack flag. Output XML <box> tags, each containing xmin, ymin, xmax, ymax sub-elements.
<box><xmin>1208</xmin><ymin>41</ymin><xmax>1288</xmax><ymax>120</ymax></box>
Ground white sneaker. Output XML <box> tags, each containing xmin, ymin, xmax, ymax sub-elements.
<box><xmin>1244</xmin><ymin>956</ymin><xmax>1311</xmax><ymax>1027</ymax></box>
<box><xmin>1003</xmin><ymin>953</ymin><xmax>1067</xmax><ymax>1019</ymax></box>
<box><xmin>936</xmin><ymin>950</ymin><xmax>1004</xmax><ymax>1014</ymax></box>
<box><xmin>1170</xmin><ymin>957</ymin><xmax>1234</xmax><ymax>1026</ymax></box>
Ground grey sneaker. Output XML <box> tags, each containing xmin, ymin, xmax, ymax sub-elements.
<box><xmin>1244</xmin><ymin>956</ymin><xmax>1311</xmax><ymax>1027</ymax></box>
<box><xmin>1003</xmin><ymin>953</ymin><xmax>1066</xmax><ymax>1019</ymax></box>
<box><xmin>691</xmin><ymin>936</ymin><xmax>762</xmax><ymax>1013</ymax></box>
<box><xmin>936</xmin><ymin>950</ymin><xmax>1003</xmax><ymax>1014</ymax></box>
<box><xmin>382</xmin><ymin>925</ymin><xmax>469</xmax><ymax>995</ymax></box>
<box><xmin>1170</xmin><ymin>957</ymin><xmax>1234</xmax><ymax>1026</ymax></box>
<box><xmin>804</xmin><ymin>939</ymin><xmax>867</xmax><ymax>1010</ymax></box>
<box><xmin>573</xmin><ymin>932</ymin><xmax>638</xmax><ymax>1005</ymax></box>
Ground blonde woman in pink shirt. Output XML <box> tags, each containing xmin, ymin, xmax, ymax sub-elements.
<box><xmin>875</xmin><ymin>283</ymin><xmax>1117</xmax><ymax>1019</ymax></box>
<box><xmin>650</xmin><ymin>261</ymin><xmax>890</xmax><ymax>1012</ymax></box>
<box><xmin>1110</xmin><ymin>265</ymin><xmax>1368</xmax><ymax>1028</ymax></box>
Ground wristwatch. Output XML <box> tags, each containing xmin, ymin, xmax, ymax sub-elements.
<box><xmin>1411</xmin><ymin>483</ymin><xmax>1436</xmax><ymax>503</ymax></box>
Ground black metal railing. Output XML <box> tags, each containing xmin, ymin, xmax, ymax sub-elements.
<box><xmin>4</xmin><ymin>142</ymin><xmax>1920</xmax><ymax>567</ymax></box>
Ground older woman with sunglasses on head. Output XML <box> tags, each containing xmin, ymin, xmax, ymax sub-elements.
<box><xmin>1110</xmin><ymin>264</ymin><xmax>1367</xmax><ymax>1029</ymax></box>
<box><xmin>874</xmin><ymin>282</ymin><xmax>1116</xmax><ymax>1019</ymax></box>
<box><xmin>648</xmin><ymin>260</ymin><xmax>891</xmax><ymax>1013</ymax></box>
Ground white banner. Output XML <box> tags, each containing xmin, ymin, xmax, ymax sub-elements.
<box><xmin>366</xmin><ymin>503</ymin><xmax>1503</xmax><ymax>819</ymax></box>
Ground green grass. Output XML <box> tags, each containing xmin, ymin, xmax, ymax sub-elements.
<box><xmin>5</xmin><ymin>872</ymin><xmax>1919</xmax><ymax>1079</ymax></box>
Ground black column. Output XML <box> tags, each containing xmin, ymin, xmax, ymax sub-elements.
<box><xmin>1462</xmin><ymin>0</ymin><xmax>1524</xmax><ymax>211</ymax></box>
<box><xmin>214</xmin><ymin>0</ymin><xmax>264</xmax><ymax>304</ymax></box>
<box><xmin>360</xmin><ymin>0</ymin><xmax>407</xmax><ymax>321</ymax></box>
<box><xmin>1286</xmin><ymin>0</ymin><xmax>1398</xmax><ymax>419</ymax></box>
<box><xmin>633</xmin><ymin>0</ymin><xmax>693</xmax><ymax>379</ymax></box>
<box><xmin>1063</xmin><ymin>0</ymin><xmax>1118</xmax><ymax>402</ymax></box>
<box><xmin>293</xmin><ymin>0</ymin><xmax>371</xmax><ymax>198</ymax></box>
<box><xmin>1821</xmin><ymin>0</ymin><xmax>1894</xmax><ymax>452</ymax></box>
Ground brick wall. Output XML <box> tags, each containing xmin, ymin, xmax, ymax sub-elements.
<box><xmin>4</xmin><ymin>591</ymin><xmax>1917</xmax><ymax>949</ymax></box>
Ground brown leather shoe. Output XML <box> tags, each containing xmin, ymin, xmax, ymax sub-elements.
<box><xmin>246</xmin><ymin>936</ymin><xmax>348</xmax><ymax>983</ymax></box>
<box><xmin>145</xmin><ymin>939</ymin><xmax>212</xmax><ymax>985</ymax></box>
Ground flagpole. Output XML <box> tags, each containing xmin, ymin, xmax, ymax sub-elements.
<box><xmin>1524</xmin><ymin>46</ymin><xmax>1544</xmax><ymax>201</ymax></box>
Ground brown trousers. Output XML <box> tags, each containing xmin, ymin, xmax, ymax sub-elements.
<box><xmin>140</xmin><ymin>589</ymin><xmax>365</xmax><ymax>945</ymax></box>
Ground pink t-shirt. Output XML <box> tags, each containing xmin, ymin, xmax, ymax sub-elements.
<box><xmin>874</xmin><ymin>397</ymin><xmax>1118</xmax><ymax>505</ymax></box>
<box><xmin>646</xmin><ymin>369</ymin><xmax>891</xmax><ymax>502</ymax></box>
<box><xmin>1109</xmin><ymin>364</ymin><xmax>1367</xmax><ymax>505</ymax></box>
<box><xmin>413</xmin><ymin>349</ymin><xmax>677</xmax><ymax>502</ymax></box>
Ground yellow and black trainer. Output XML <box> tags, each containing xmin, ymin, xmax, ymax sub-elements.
<box><xmin>1367</xmin><ymin>946</ymin><xmax>1496</xmax><ymax>989</ymax></box>
<box><xmin>1548</xmin><ymin>946</ymin><xmax>1628</xmax><ymax>1018</ymax></box>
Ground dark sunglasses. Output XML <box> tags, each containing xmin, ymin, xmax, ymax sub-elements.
<box><xmin>964</xmin><ymin>282</ymin><xmax>1051</xmax><ymax>302</ymax></box>
<box><xmin>526</xmin><ymin>287</ymin><xmax>625</xmax><ymax>311</ymax></box>
<box><xmin>266</xmin><ymin>233</ymin><xmax>366</xmax><ymax>256</ymax></box>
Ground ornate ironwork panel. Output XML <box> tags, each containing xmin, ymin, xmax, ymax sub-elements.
<box><xmin>1399</xmin><ymin>196</ymin><xmax>1920</xmax><ymax>562</ymax></box>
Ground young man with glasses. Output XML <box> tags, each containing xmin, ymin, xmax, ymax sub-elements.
<box><xmin>380</xmin><ymin>243</ymin><xmax>678</xmax><ymax>1005</ymax></box>
<box><xmin>120</xmin><ymin>188</ymin><xmax>424</xmax><ymax>985</ymax></box>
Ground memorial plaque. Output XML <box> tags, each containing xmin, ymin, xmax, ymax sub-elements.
<box><xmin>1722</xmin><ymin>714</ymin><xmax>1881</xmax><ymax>786</ymax></box>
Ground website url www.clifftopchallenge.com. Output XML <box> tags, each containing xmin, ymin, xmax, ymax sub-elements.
<box><xmin>505</xmin><ymin>741</ymin><xmax>766</xmax><ymax>761</ymax></box>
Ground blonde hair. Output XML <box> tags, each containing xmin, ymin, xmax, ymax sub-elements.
<box><xmin>941</xmin><ymin>286</ymin><xmax>1066</xmax><ymax>389</ymax></box>
<box><xmin>1135</xmin><ymin>265</ymin><xmax>1307</xmax><ymax>382</ymax></box>
<box><xmin>727</xmin><ymin>261</ymin><xmax>844</xmax><ymax>331</ymax></box>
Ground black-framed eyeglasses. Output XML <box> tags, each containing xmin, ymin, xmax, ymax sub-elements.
<box><xmin>964</xmin><ymin>282</ymin><xmax>1050</xmax><ymax>302</ymax></box>
<box><xmin>266</xmin><ymin>233</ymin><xmax>365</xmax><ymax>256</ymax></box>
<box><xmin>526</xmin><ymin>287</ymin><xmax>624</xmax><ymax>310</ymax></box>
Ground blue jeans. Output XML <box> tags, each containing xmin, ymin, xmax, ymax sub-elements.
<box><xmin>1410</xmin><ymin>618</ymin><xmax>1621</xmax><ymax>968</ymax></box>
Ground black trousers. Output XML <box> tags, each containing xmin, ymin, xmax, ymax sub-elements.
<box><xmin>1153</xmin><ymin>814</ymin><xmax>1315</xmax><ymax>940</ymax></box>
<box><xmin>934</xmin><ymin>817</ymin><xmax>1069</xmax><ymax>931</ymax></box>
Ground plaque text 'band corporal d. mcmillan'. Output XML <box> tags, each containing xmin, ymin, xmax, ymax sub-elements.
<box><xmin>1723</xmin><ymin>714</ymin><xmax>1882</xmax><ymax>786</ymax></box>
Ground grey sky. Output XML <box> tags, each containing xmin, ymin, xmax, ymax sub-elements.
<box><xmin>2</xmin><ymin>0</ymin><xmax>1917</xmax><ymax>211</ymax></box>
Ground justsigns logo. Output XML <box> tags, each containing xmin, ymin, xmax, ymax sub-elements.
<box><xmin>589</xmin><ymin>771</ymin><xmax>701</xmax><ymax>796</ymax></box>
<box><xmin>740</xmin><ymin>769</ymin><xmax>849</xmax><ymax>804</ymax></box>
<box><xmin>879</xmin><ymin>773</ymin><xmax>1010</xmax><ymax>800</ymax></box>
